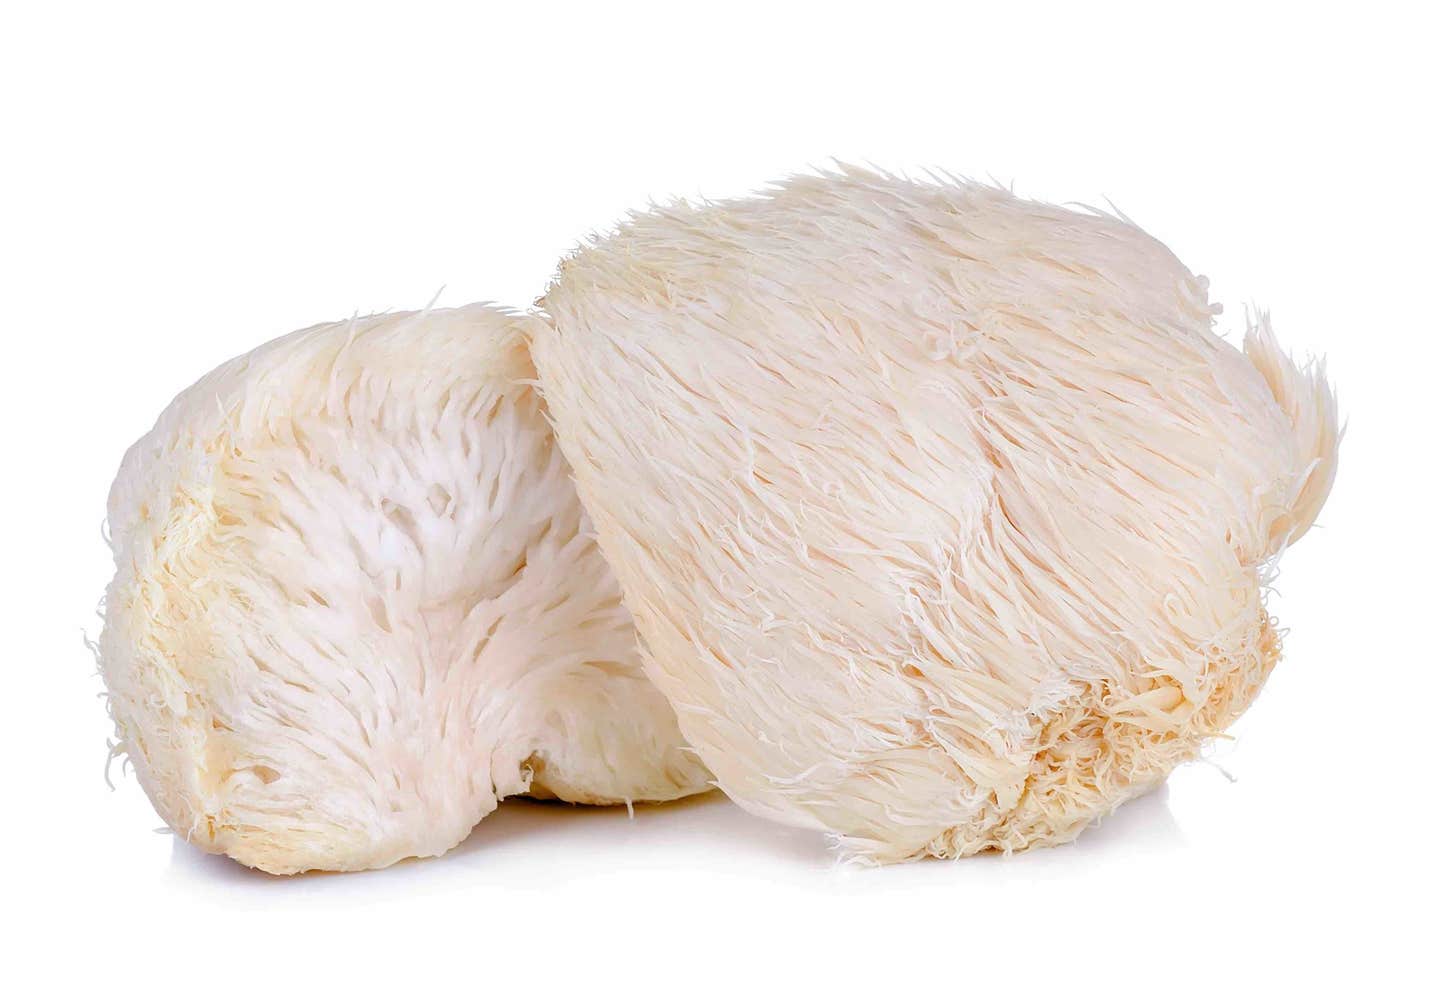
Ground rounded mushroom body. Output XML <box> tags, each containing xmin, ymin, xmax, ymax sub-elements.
<box><xmin>533</xmin><ymin>170</ymin><xmax>1339</xmax><ymax>860</ymax></box>
<box><xmin>100</xmin><ymin>305</ymin><xmax>709</xmax><ymax>873</ymax></box>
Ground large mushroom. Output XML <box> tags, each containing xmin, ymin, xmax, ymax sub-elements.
<box><xmin>532</xmin><ymin>169</ymin><xmax>1339</xmax><ymax>860</ymax></box>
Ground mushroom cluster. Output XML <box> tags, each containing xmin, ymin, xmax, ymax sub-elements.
<box><xmin>99</xmin><ymin>169</ymin><xmax>1337</xmax><ymax>871</ymax></box>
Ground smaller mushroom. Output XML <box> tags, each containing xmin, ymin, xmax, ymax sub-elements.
<box><xmin>99</xmin><ymin>304</ymin><xmax>709</xmax><ymax>874</ymax></box>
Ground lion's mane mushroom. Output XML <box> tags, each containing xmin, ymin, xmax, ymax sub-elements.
<box><xmin>99</xmin><ymin>304</ymin><xmax>709</xmax><ymax>874</ymax></box>
<box><xmin>532</xmin><ymin>168</ymin><xmax>1340</xmax><ymax>861</ymax></box>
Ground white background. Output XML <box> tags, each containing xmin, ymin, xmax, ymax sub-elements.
<box><xmin>3</xmin><ymin>2</ymin><xmax>1434</xmax><ymax>994</ymax></box>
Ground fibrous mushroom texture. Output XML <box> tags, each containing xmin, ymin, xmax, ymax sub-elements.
<box><xmin>532</xmin><ymin>169</ymin><xmax>1340</xmax><ymax>861</ymax></box>
<box><xmin>99</xmin><ymin>304</ymin><xmax>709</xmax><ymax>873</ymax></box>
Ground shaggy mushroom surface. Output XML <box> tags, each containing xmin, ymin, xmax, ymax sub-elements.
<box><xmin>532</xmin><ymin>169</ymin><xmax>1339</xmax><ymax>861</ymax></box>
<box><xmin>100</xmin><ymin>305</ymin><xmax>709</xmax><ymax>873</ymax></box>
